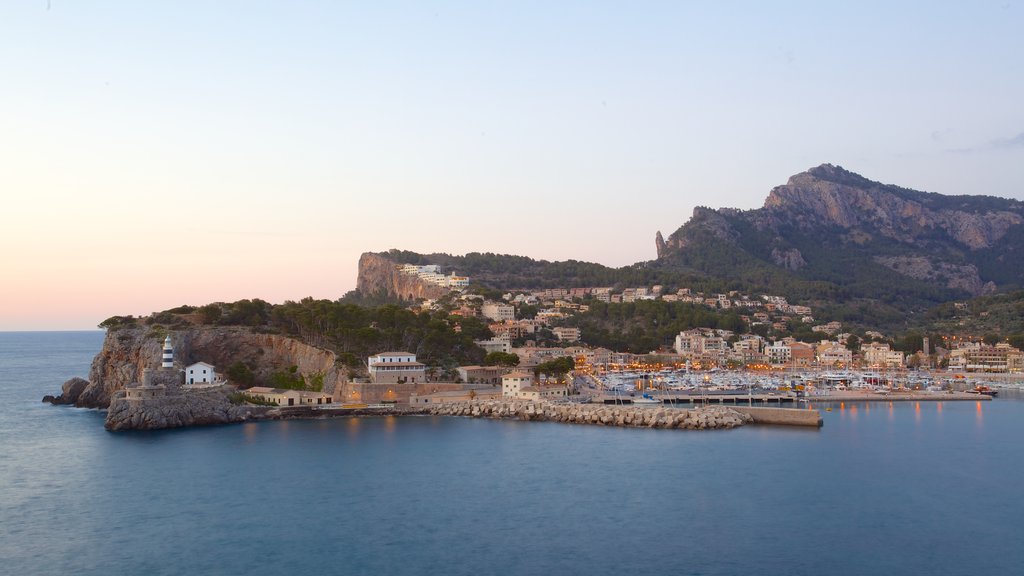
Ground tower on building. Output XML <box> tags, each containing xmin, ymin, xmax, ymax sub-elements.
<box><xmin>922</xmin><ymin>337</ymin><xmax>930</xmax><ymax>356</ymax></box>
<box><xmin>162</xmin><ymin>335</ymin><xmax>174</xmax><ymax>369</ymax></box>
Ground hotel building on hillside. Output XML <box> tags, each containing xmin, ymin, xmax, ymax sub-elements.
<box><xmin>367</xmin><ymin>352</ymin><xmax>427</xmax><ymax>384</ymax></box>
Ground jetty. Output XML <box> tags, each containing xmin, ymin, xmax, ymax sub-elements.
<box><xmin>425</xmin><ymin>399</ymin><xmax>823</xmax><ymax>429</ymax></box>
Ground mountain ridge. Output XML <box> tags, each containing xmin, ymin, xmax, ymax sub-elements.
<box><xmin>357</xmin><ymin>164</ymin><xmax>1024</xmax><ymax>331</ymax></box>
<box><xmin>656</xmin><ymin>164</ymin><xmax>1024</xmax><ymax>300</ymax></box>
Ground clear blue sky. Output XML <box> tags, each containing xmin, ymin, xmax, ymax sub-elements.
<box><xmin>1</xmin><ymin>1</ymin><xmax>1022</xmax><ymax>329</ymax></box>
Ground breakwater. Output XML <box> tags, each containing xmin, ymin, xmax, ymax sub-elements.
<box><xmin>731</xmin><ymin>406</ymin><xmax>823</xmax><ymax>427</ymax></box>
<box><xmin>426</xmin><ymin>399</ymin><xmax>757</xmax><ymax>430</ymax></box>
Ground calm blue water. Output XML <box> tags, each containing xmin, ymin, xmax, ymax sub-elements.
<box><xmin>2</xmin><ymin>332</ymin><xmax>1023</xmax><ymax>575</ymax></box>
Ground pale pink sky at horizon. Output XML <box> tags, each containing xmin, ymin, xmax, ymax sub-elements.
<box><xmin>2</xmin><ymin>1</ymin><xmax>1022</xmax><ymax>330</ymax></box>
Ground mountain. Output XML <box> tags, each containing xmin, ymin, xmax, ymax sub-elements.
<box><xmin>654</xmin><ymin>164</ymin><xmax>1024</xmax><ymax>326</ymax></box>
<box><xmin>356</xmin><ymin>165</ymin><xmax>1024</xmax><ymax>332</ymax></box>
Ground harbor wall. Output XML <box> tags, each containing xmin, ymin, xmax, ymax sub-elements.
<box><xmin>732</xmin><ymin>406</ymin><xmax>823</xmax><ymax>427</ymax></box>
<box><xmin>428</xmin><ymin>400</ymin><xmax>756</xmax><ymax>430</ymax></box>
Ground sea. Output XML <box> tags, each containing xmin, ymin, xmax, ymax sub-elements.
<box><xmin>1</xmin><ymin>331</ymin><xmax>1023</xmax><ymax>576</ymax></box>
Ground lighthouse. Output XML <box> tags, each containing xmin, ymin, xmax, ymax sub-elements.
<box><xmin>162</xmin><ymin>335</ymin><xmax>174</xmax><ymax>368</ymax></box>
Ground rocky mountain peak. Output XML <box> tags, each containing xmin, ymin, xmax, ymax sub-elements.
<box><xmin>761</xmin><ymin>165</ymin><xmax>1022</xmax><ymax>250</ymax></box>
<box><xmin>655</xmin><ymin>164</ymin><xmax>1024</xmax><ymax>300</ymax></box>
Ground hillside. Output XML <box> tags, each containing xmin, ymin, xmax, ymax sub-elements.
<box><xmin>356</xmin><ymin>165</ymin><xmax>1024</xmax><ymax>333</ymax></box>
<box><xmin>654</xmin><ymin>164</ymin><xmax>1024</xmax><ymax>329</ymax></box>
<box><xmin>360</xmin><ymin>249</ymin><xmax>725</xmax><ymax>296</ymax></box>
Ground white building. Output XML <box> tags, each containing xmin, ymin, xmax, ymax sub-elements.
<box><xmin>766</xmin><ymin>342</ymin><xmax>792</xmax><ymax>365</ymax></box>
<box><xmin>502</xmin><ymin>371</ymin><xmax>534</xmax><ymax>398</ymax></box>
<box><xmin>367</xmin><ymin>351</ymin><xmax>427</xmax><ymax>384</ymax></box>
<box><xmin>185</xmin><ymin>361</ymin><xmax>217</xmax><ymax>385</ymax></box>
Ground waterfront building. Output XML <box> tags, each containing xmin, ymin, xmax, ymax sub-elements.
<box><xmin>367</xmin><ymin>352</ymin><xmax>426</xmax><ymax>384</ymax></box>
<box><xmin>242</xmin><ymin>387</ymin><xmax>333</xmax><ymax>407</ymax></box>
<box><xmin>502</xmin><ymin>371</ymin><xmax>534</xmax><ymax>398</ymax></box>
<box><xmin>862</xmin><ymin>343</ymin><xmax>905</xmax><ymax>369</ymax></box>
<box><xmin>457</xmin><ymin>365</ymin><xmax>508</xmax><ymax>385</ymax></box>
<box><xmin>948</xmin><ymin>343</ymin><xmax>1024</xmax><ymax>372</ymax></box>
<box><xmin>766</xmin><ymin>342</ymin><xmax>791</xmax><ymax>365</ymax></box>
<box><xmin>409</xmin><ymin>388</ymin><xmax>502</xmax><ymax>405</ymax></box>
<box><xmin>816</xmin><ymin>343</ymin><xmax>852</xmax><ymax>367</ymax></box>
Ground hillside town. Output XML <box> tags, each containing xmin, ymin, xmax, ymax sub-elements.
<box><xmin>395</xmin><ymin>264</ymin><xmax>1024</xmax><ymax>374</ymax></box>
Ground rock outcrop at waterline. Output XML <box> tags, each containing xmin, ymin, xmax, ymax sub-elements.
<box><xmin>104</xmin><ymin>386</ymin><xmax>257</xmax><ymax>431</ymax></box>
<box><xmin>427</xmin><ymin>400</ymin><xmax>753</xmax><ymax>430</ymax></box>
<box><xmin>42</xmin><ymin>377</ymin><xmax>90</xmax><ymax>405</ymax></box>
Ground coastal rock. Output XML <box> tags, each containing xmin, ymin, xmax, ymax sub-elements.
<box><xmin>42</xmin><ymin>377</ymin><xmax>90</xmax><ymax>405</ymax></box>
<box><xmin>105</xmin><ymin>387</ymin><xmax>254</xmax><ymax>431</ymax></box>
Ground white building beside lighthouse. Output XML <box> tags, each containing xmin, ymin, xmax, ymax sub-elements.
<box><xmin>185</xmin><ymin>362</ymin><xmax>217</xmax><ymax>385</ymax></box>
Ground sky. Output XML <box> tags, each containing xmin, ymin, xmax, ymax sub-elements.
<box><xmin>1</xmin><ymin>1</ymin><xmax>1023</xmax><ymax>330</ymax></box>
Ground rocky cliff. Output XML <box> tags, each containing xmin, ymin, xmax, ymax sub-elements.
<box><xmin>51</xmin><ymin>326</ymin><xmax>343</xmax><ymax>409</ymax></box>
<box><xmin>356</xmin><ymin>252</ymin><xmax>450</xmax><ymax>301</ymax></box>
<box><xmin>760</xmin><ymin>164</ymin><xmax>1022</xmax><ymax>250</ymax></box>
<box><xmin>104</xmin><ymin>386</ymin><xmax>258</xmax><ymax>431</ymax></box>
<box><xmin>655</xmin><ymin>164</ymin><xmax>1024</xmax><ymax>307</ymax></box>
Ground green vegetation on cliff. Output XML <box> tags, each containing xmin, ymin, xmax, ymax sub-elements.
<box><xmin>379</xmin><ymin>249</ymin><xmax>716</xmax><ymax>292</ymax></box>
<box><xmin>121</xmin><ymin>298</ymin><xmax>491</xmax><ymax>374</ymax></box>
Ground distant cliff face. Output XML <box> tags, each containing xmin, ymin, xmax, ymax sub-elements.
<box><xmin>760</xmin><ymin>164</ymin><xmax>1022</xmax><ymax>250</ymax></box>
<box><xmin>656</xmin><ymin>164</ymin><xmax>1024</xmax><ymax>301</ymax></box>
<box><xmin>356</xmin><ymin>252</ymin><xmax>450</xmax><ymax>300</ymax></box>
<box><xmin>70</xmin><ymin>327</ymin><xmax>342</xmax><ymax>409</ymax></box>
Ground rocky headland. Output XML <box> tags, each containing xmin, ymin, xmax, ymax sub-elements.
<box><xmin>45</xmin><ymin>325</ymin><xmax>343</xmax><ymax>410</ymax></box>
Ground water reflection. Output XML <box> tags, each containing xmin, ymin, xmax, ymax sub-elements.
<box><xmin>914</xmin><ymin>402</ymin><xmax>921</xmax><ymax>424</ymax></box>
<box><xmin>976</xmin><ymin>401</ymin><xmax>984</xmax><ymax>428</ymax></box>
<box><xmin>242</xmin><ymin>422</ymin><xmax>259</xmax><ymax>444</ymax></box>
<box><xmin>347</xmin><ymin>417</ymin><xmax>362</xmax><ymax>440</ymax></box>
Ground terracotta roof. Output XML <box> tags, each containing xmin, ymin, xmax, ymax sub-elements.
<box><xmin>504</xmin><ymin>371</ymin><xmax>533</xmax><ymax>379</ymax></box>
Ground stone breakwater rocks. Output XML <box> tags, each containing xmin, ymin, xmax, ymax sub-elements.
<box><xmin>427</xmin><ymin>400</ymin><xmax>753</xmax><ymax>430</ymax></box>
<box><xmin>105</xmin><ymin>388</ymin><xmax>256</xmax><ymax>431</ymax></box>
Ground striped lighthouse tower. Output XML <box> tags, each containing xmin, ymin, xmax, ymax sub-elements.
<box><xmin>161</xmin><ymin>335</ymin><xmax>174</xmax><ymax>369</ymax></box>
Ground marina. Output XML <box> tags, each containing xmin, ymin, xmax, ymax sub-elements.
<box><xmin>585</xmin><ymin>367</ymin><xmax>1009</xmax><ymax>406</ymax></box>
